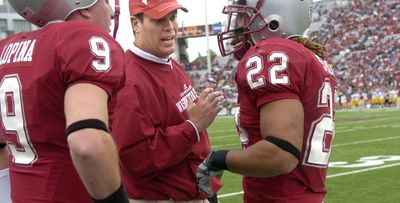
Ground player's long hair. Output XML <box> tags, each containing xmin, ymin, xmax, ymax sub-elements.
<box><xmin>290</xmin><ymin>36</ymin><xmax>327</xmax><ymax>60</ymax></box>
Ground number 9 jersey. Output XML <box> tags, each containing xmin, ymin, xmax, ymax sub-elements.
<box><xmin>0</xmin><ymin>21</ymin><xmax>125</xmax><ymax>203</ymax></box>
<box><xmin>235</xmin><ymin>37</ymin><xmax>337</xmax><ymax>202</ymax></box>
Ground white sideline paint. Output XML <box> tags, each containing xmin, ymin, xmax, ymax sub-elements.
<box><xmin>326</xmin><ymin>162</ymin><xmax>400</xmax><ymax>178</ymax></box>
<box><xmin>211</xmin><ymin>121</ymin><xmax>400</xmax><ymax>147</ymax></box>
<box><xmin>213</xmin><ymin>135</ymin><xmax>400</xmax><ymax>149</ymax></box>
<box><xmin>333</xmin><ymin>135</ymin><xmax>400</xmax><ymax>147</ymax></box>
<box><xmin>219</xmin><ymin>191</ymin><xmax>244</xmax><ymax>198</ymax></box>
<box><xmin>338</xmin><ymin>116</ymin><xmax>399</xmax><ymax>125</ymax></box>
<box><xmin>212</xmin><ymin>134</ymin><xmax>238</xmax><ymax>140</ymax></box>
<box><xmin>218</xmin><ymin>162</ymin><xmax>400</xmax><ymax>199</ymax></box>
<box><xmin>209</xmin><ymin>129</ymin><xmax>237</xmax><ymax>134</ymax></box>
<box><xmin>337</xmin><ymin>124</ymin><xmax>400</xmax><ymax>133</ymax></box>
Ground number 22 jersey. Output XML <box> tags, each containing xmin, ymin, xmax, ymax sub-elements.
<box><xmin>235</xmin><ymin>38</ymin><xmax>337</xmax><ymax>203</ymax></box>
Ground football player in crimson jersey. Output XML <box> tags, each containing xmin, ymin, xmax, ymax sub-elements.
<box><xmin>0</xmin><ymin>0</ymin><xmax>129</xmax><ymax>202</ymax></box>
<box><xmin>197</xmin><ymin>0</ymin><xmax>337</xmax><ymax>202</ymax></box>
<box><xmin>111</xmin><ymin>0</ymin><xmax>223</xmax><ymax>202</ymax></box>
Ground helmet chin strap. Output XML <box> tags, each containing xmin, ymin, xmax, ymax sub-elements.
<box><xmin>112</xmin><ymin>0</ymin><xmax>120</xmax><ymax>39</ymax></box>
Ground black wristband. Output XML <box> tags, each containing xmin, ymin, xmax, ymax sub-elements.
<box><xmin>91</xmin><ymin>184</ymin><xmax>129</xmax><ymax>203</ymax></box>
<box><xmin>210</xmin><ymin>150</ymin><xmax>229</xmax><ymax>170</ymax></box>
<box><xmin>0</xmin><ymin>143</ymin><xmax>6</xmax><ymax>149</ymax></box>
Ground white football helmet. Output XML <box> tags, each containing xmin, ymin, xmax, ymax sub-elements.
<box><xmin>7</xmin><ymin>0</ymin><xmax>98</xmax><ymax>27</ymax></box>
<box><xmin>218</xmin><ymin>0</ymin><xmax>313</xmax><ymax>57</ymax></box>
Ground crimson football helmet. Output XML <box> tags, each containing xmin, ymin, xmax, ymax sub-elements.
<box><xmin>7</xmin><ymin>0</ymin><xmax>98</xmax><ymax>27</ymax></box>
<box><xmin>218</xmin><ymin>0</ymin><xmax>313</xmax><ymax>58</ymax></box>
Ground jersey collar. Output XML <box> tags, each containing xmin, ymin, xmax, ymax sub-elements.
<box><xmin>130</xmin><ymin>45</ymin><xmax>172</xmax><ymax>66</ymax></box>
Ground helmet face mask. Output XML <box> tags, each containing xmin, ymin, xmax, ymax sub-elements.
<box><xmin>217</xmin><ymin>4</ymin><xmax>265</xmax><ymax>58</ymax></box>
<box><xmin>7</xmin><ymin>0</ymin><xmax>98</xmax><ymax>27</ymax></box>
<box><xmin>217</xmin><ymin>0</ymin><xmax>313</xmax><ymax>58</ymax></box>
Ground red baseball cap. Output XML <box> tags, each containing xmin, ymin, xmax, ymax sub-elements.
<box><xmin>130</xmin><ymin>0</ymin><xmax>188</xmax><ymax>20</ymax></box>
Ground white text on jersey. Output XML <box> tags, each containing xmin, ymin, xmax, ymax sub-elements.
<box><xmin>176</xmin><ymin>84</ymin><xmax>197</xmax><ymax>112</ymax></box>
<box><xmin>0</xmin><ymin>39</ymin><xmax>37</xmax><ymax>65</ymax></box>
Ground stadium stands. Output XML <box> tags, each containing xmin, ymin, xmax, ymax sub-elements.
<box><xmin>310</xmin><ymin>0</ymin><xmax>400</xmax><ymax>109</ymax></box>
<box><xmin>187</xmin><ymin>0</ymin><xmax>400</xmax><ymax>112</ymax></box>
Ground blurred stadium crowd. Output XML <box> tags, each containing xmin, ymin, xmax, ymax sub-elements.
<box><xmin>184</xmin><ymin>0</ymin><xmax>400</xmax><ymax>114</ymax></box>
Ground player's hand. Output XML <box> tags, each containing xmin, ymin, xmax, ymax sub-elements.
<box><xmin>196</xmin><ymin>152</ymin><xmax>224</xmax><ymax>198</ymax></box>
<box><xmin>187</xmin><ymin>88</ymin><xmax>224</xmax><ymax>132</ymax></box>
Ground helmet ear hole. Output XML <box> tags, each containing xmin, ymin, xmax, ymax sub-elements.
<box><xmin>269</xmin><ymin>20</ymin><xmax>279</xmax><ymax>31</ymax></box>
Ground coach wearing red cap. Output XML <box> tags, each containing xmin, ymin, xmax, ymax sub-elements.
<box><xmin>111</xmin><ymin>0</ymin><xmax>224</xmax><ymax>203</ymax></box>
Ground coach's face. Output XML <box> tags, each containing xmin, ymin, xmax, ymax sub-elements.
<box><xmin>133</xmin><ymin>11</ymin><xmax>178</xmax><ymax>59</ymax></box>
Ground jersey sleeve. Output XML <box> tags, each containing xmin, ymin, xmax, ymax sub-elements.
<box><xmin>238</xmin><ymin>44</ymin><xmax>308</xmax><ymax>109</ymax></box>
<box><xmin>56</xmin><ymin>22</ymin><xmax>125</xmax><ymax>97</ymax></box>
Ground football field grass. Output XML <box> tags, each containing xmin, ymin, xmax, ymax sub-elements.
<box><xmin>207</xmin><ymin>108</ymin><xmax>400</xmax><ymax>203</ymax></box>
